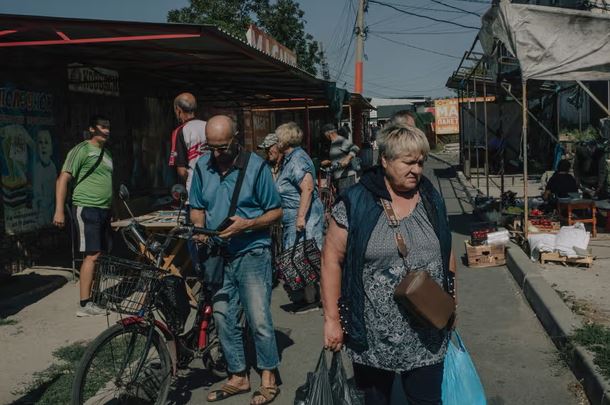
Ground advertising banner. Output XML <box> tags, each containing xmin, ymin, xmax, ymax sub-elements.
<box><xmin>0</xmin><ymin>87</ymin><xmax>57</xmax><ymax>234</ymax></box>
<box><xmin>434</xmin><ymin>98</ymin><xmax>459</xmax><ymax>135</ymax></box>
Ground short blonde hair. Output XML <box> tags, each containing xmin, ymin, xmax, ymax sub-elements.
<box><xmin>275</xmin><ymin>122</ymin><xmax>303</xmax><ymax>149</ymax></box>
<box><xmin>377</xmin><ymin>124</ymin><xmax>430</xmax><ymax>160</ymax></box>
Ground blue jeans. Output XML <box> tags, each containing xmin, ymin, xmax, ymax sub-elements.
<box><xmin>282</xmin><ymin>201</ymin><xmax>324</xmax><ymax>250</ymax></box>
<box><xmin>212</xmin><ymin>247</ymin><xmax>279</xmax><ymax>373</ymax></box>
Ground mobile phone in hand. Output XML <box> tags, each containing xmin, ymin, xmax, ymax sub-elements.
<box><xmin>217</xmin><ymin>217</ymin><xmax>235</xmax><ymax>232</ymax></box>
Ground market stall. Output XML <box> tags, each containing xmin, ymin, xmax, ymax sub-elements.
<box><xmin>449</xmin><ymin>1</ymin><xmax>610</xmax><ymax>270</ymax></box>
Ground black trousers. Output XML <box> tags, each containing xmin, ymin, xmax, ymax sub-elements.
<box><xmin>353</xmin><ymin>361</ymin><xmax>444</xmax><ymax>405</ymax></box>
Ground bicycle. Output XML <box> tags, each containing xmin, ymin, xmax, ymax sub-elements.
<box><xmin>319</xmin><ymin>163</ymin><xmax>341</xmax><ymax>229</ymax></box>
<box><xmin>71</xmin><ymin>185</ymin><xmax>227</xmax><ymax>405</ymax></box>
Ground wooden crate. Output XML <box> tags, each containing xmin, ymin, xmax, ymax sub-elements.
<box><xmin>464</xmin><ymin>241</ymin><xmax>506</xmax><ymax>268</ymax></box>
<box><xmin>539</xmin><ymin>251</ymin><xmax>593</xmax><ymax>267</ymax></box>
<box><xmin>527</xmin><ymin>220</ymin><xmax>560</xmax><ymax>234</ymax></box>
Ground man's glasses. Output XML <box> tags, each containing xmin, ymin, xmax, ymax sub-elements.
<box><xmin>203</xmin><ymin>139</ymin><xmax>233</xmax><ymax>152</ymax></box>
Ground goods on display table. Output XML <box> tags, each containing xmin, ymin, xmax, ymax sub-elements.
<box><xmin>528</xmin><ymin>222</ymin><xmax>593</xmax><ymax>267</ymax></box>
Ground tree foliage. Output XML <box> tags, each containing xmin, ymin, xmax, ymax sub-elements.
<box><xmin>168</xmin><ymin>0</ymin><xmax>321</xmax><ymax>75</ymax></box>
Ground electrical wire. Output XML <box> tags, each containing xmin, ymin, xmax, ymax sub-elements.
<box><xmin>334</xmin><ymin>22</ymin><xmax>356</xmax><ymax>83</ymax></box>
<box><xmin>430</xmin><ymin>0</ymin><xmax>481</xmax><ymax>16</ymax></box>
<box><xmin>371</xmin><ymin>33</ymin><xmax>462</xmax><ymax>59</ymax></box>
<box><xmin>368</xmin><ymin>0</ymin><xmax>480</xmax><ymax>30</ymax></box>
<box><xmin>442</xmin><ymin>0</ymin><xmax>491</xmax><ymax>3</ymax></box>
<box><xmin>369</xmin><ymin>1</ymin><xmax>474</xmax><ymax>14</ymax></box>
<box><xmin>370</xmin><ymin>29</ymin><xmax>475</xmax><ymax>35</ymax></box>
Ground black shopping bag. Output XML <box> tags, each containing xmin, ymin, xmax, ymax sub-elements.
<box><xmin>277</xmin><ymin>233</ymin><xmax>321</xmax><ymax>292</ymax></box>
<box><xmin>294</xmin><ymin>349</ymin><xmax>334</xmax><ymax>405</ymax></box>
<box><xmin>329</xmin><ymin>352</ymin><xmax>364</xmax><ymax>405</ymax></box>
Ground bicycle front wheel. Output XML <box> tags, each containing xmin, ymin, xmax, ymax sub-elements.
<box><xmin>71</xmin><ymin>322</ymin><xmax>172</xmax><ymax>405</ymax></box>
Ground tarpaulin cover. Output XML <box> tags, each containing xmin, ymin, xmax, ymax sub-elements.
<box><xmin>480</xmin><ymin>1</ymin><xmax>610</xmax><ymax>81</ymax></box>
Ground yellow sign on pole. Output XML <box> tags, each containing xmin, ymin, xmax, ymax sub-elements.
<box><xmin>434</xmin><ymin>98</ymin><xmax>460</xmax><ymax>135</ymax></box>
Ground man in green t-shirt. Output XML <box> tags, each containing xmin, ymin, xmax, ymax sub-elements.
<box><xmin>53</xmin><ymin>115</ymin><xmax>113</xmax><ymax>317</ymax></box>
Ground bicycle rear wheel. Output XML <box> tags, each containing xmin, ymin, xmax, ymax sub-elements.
<box><xmin>71</xmin><ymin>322</ymin><xmax>172</xmax><ymax>405</ymax></box>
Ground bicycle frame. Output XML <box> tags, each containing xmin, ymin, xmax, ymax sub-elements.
<box><xmin>115</xmin><ymin>201</ymin><xmax>220</xmax><ymax>377</ymax></box>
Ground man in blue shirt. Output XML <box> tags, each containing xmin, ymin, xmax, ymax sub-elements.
<box><xmin>190</xmin><ymin>115</ymin><xmax>282</xmax><ymax>404</ymax></box>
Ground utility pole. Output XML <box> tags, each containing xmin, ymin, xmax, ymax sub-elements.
<box><xmin>354</xmin><ymin>0</ymin><xmax>366</xmax><ymax>94</ymax></box>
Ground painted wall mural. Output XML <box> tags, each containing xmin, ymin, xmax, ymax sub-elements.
<box><xmin>0</xmin><ymin>87</ymin><xmax>57</xmax><ymax>234</ymax></box>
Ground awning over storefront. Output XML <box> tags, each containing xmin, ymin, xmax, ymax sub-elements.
<box><xmin>480</xmin><ymin>1</ymin><xmax>610</xmax><ymax>81</ymax></box>
<box><xmin>0</xmin><ymin>14</ymin><xmax>334</xmax><ymax>105</ymax></box>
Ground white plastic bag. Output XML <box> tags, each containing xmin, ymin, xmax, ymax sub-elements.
<box><xmin>555</xmin><ymin>223</ymin><xmax>590</xmax><ymax>258</ymax></box>
<box><xmin>528</xmin><ymin>233</ymin><xmax>556</xmax><ymax>261</ymax></box>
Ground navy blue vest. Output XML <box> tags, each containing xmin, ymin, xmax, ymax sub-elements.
<box><xmin>338</xmin><ymin>168</ymin><xmax>453</xmax><ymax>353</ymax></box>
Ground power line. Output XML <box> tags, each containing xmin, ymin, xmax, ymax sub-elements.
<box><xmin>371</xmin><ymin>1</ymin><xmax>474</xmax><ymax>14</ymax></box>
<box><xmin>334</xmin><ymin>21</ymin><xmax>356</xmax><ymax>83</ymax></box>
<box><xmin>443</xmin><ymin>0</ymin><xmax>491</xmax><ymax>3</ymax></box>
<box><xmin>368</xmin><ymin>0</ymin><xmax>480</xmax><ymax>30</ymax></box>
<box><xmin>371</xmin><ymin>33</ymin><xmax>462</xmax><ymax>59</ymax></box>
<box><xmin>370</xmin><ymin>29</ymin><xmax>475</xmax><ymax>35</ymax></box>
<box><xmin>430</xmin><ymin>0</ymin><xmax>481</xmax><ymax>16</ymax></box>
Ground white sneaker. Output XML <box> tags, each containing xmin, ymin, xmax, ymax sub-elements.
<box><xmin>76</xmin><ymin>302</ymin><xmax>107</xmax><ymax>317</ymax></box>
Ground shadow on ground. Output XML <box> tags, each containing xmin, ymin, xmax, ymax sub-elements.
<box><xmin>167</xmin><ymin>328</ymin><xmax>294</xmax><ymax>405</ymax></box>
<box><xmin>0</xmin><ymin>272</ymin><xmax>68</xmax><ymax>318</ymax></box>
<box><xmin>433</xmin><ymin>166</ymin><xmax>458</xmax><ymax>179</ymax></box>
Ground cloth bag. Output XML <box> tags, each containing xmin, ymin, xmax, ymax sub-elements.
<box><xmin>442</xmin><ymin>332</ymin><xmax>487</xmax><ymax>405</ymax></box>
<box><xmin>276</xmin><ymin>232</ymin><xmax>321</xmax><ymax>292</ymax></box>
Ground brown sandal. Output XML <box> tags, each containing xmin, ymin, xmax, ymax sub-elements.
<box><xmin>250</xmin><ymin>386</ymin><xmax>280</xmax><ymax>405</ymax></box>
<box><xmin>207</xmin><ymin>384</ymin><xmax>251</xmax><ymax>402</ymax></box>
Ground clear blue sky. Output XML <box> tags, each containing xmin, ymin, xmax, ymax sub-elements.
<box><xmin>0</xmin><ymin>0</ymin><xmax>489</xmax><ymax>98</ymax></box>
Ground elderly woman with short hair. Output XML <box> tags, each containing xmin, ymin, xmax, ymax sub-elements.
<box><xmin>275</xmin><ymin>122</ymin><xmax>324</xmax><ymax>313</ymax></box>
<box><xmin>321</xmin><ymin>124</ymin><xmax>457</xmax><ymax>405</ymax></box>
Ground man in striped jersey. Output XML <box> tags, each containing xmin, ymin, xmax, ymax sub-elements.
<box><xmin>169</xmin><ymin>92</ymin><xmax>207</xmax><ymax>192</ymax></box>
<box><xmin>53</xmin><ymin>115</ymin><xmax>113</xmax><ymax>317</ymax></box>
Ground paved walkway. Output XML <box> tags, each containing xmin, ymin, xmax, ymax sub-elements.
<box><xmin>427</xmin><ymin>159</ymin><xmax>584</xmax><ymax>405</ymax></box>
<box><xmin>0</xmin><ymin>158</ymin><xmax>585</xmax><ymax>405</ymax></box>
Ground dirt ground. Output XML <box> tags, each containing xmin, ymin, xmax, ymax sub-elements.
<box><xmin>0</xmin><ymin>276</ymin><xmax>109</xmax><ymax>404</ymax></box>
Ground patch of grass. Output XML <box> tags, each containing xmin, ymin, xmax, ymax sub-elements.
<box><xmin>0</xmin><ymin>317</ymin><xmax>18</xmax><ymax>326</ymax></box>
<box><xmin>571</xmin><ymin>323</ymin><xmax>610</xmax><ymax>380</ymax></box>
<box><xmin>16</xmin><ymin>341</ymin><xmax>88</xmax><ymax>405</ymax></box>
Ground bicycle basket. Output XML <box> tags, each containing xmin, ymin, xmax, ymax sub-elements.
<box><xmin>91</xmin><ymin>255</ymin><xmax>162</xmax><ymax>316</ymax></box>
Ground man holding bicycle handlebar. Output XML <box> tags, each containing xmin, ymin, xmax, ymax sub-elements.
<box><xmin>190</xmin><ymin>115</ymin><xmax>283</xmax><ymax>405</ymax></box>
<box><xmin>320</xmin><ymin>123</ymin><xmax>360</xmax><ymax>194</ymax></box>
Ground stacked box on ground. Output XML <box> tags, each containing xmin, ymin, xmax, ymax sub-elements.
<box><xmin>465</xmin><ymin>241</ymin><xmax>506</xmax><ymax>268</ymax></box>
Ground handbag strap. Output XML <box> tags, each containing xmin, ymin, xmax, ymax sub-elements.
<box><xmin>380</xmin><ymin>198</ymin><xmax>409</xmax><ymax>263</ymax></box>
<box><xmin>227</xmin><ymin>151</ymin><xmax>251</xmax><ymax>218</ymax></box>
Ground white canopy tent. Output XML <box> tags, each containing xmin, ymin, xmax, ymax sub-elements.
<box><xmin>479</xmin><ymin>1</ymin><xmax>610</xmax><ymax>235</ymax></box>
<box><xmin>481</xmin><ymin>1</ymin><xmax>610</xmax><ymax>82</ymax></box>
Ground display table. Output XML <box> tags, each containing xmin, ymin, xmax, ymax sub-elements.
<box><xmin>557</xmin><ymin>199</ymin><xmax>597</xmax><ymax>237</ymax></box>
<box><xmin>594</xmin><ymin>200</ymin><xmax>610</xmax><ymax>233</ymax></box>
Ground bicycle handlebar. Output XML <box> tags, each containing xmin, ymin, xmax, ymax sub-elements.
<box><xmin>121</xmin><ymin>222</ymin><xmax>220</xmax><ymax>268</ymax></box>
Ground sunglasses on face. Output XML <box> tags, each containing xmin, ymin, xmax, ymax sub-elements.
<box><xmin>203</xmin><ymin>139</ymin><xmax>233</xmax><ymax>152</ymax></box>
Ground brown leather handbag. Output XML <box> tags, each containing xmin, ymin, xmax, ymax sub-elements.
<box><xmin>380</xmin><ymin>198</ymin><xmax>455</xmax><ymax>330</ymax></box>
<box><xmin>393</xmin><ymin>270</ymin><xmax>455</xmax><ymax>330</ymax></box>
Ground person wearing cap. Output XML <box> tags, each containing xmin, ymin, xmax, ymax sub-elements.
<box><xmin>258</xmin><ymin>133</ymin><xmax>282</xmax><ymax>180</ymax></box>
<box><xmin>258</xmin><ymin>132</ymin><xmax>283</xmax><ymax>285</ymax></box>
<box><xmin>321</xmin><ymin>123</ymin><xmax>360</xmax><ymax>193</ymax></box>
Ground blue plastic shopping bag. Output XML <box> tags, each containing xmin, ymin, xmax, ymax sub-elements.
<box><xmin>442</xmin><ymin>332</ymin><xmax>487</xmax><ymax>405</ymax></box>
